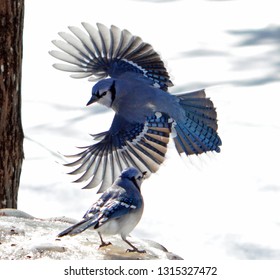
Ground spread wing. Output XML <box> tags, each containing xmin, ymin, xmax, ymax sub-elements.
<box><xmin>49</xmin><ymin>23</ymin><xmax>173</xmax><ymax>91</ymax></box>
<box><xmin>65</xmin><ymin>112</ymin><xmax>172</xmax><ymax>193</ymax></box>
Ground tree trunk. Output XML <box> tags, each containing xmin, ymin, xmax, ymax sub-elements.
<box><xmin>0</xmin><ymin>0</ymin><xmax>24</xmax><ymax>208</ymax></box>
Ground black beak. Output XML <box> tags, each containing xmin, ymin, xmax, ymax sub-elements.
<box><xmin>86</xmin><ymin>95</ymin><xmax>98</xmax><ymax>106</ymax></box>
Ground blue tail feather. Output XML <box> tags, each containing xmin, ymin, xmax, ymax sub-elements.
<box><xmin>174</xmin><ymin>120</ymin><xmax>221</xmax><ymax>155</ymax></box>
<box><xmin>173</xmin><ymin>89</ymin><xmax>222</xmax><ymax>155</ymax></box>
<box><xmin>57</xmin><ymin>218</ymin><xmax>97</xmax><ymax>237</ymax></box>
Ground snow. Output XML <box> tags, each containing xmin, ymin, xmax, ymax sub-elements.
<box><xmin>0</xmin><ymin>209</ymin><xmax>182</xmax><ymax>260</ymax></box>
<box><xmin>15</xmin><ymin>0</ymin><xmax>280</xmax><ymax>260</ymax></box>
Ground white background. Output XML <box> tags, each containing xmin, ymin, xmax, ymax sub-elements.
<box><xmin>20</xmin><ymin>0</ymin><xmax>280</xmax><ymax>260</ymax></box>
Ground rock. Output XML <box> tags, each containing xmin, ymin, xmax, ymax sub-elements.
<box><xmin>0</xmin><ymin>208</ymin><xmax>35</xmax><ymax>219</ymax></box>
<box><xmin>0</xmin><ymin>209</ymin><xmax>183</xmax><ymax>260</ymax></box>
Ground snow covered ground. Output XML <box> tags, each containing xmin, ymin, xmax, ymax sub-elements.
<box><xmin>19</xmin><ymin>0</ymin><xmax>280</xmax><ymax>260</ymax></box>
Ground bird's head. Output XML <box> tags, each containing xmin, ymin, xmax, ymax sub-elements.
<box><xmin>120</xmin><ymin>167</ymin><xmax>147</xmax><ymax>190</ymax></box>
<box><xmin>87</xmin><ymin>78</ymin><xmax>116</xmax><ymax>108</ymax></box>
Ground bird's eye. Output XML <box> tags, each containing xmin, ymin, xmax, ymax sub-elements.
<box><xmin>98</xmin><ymin>91</ymin><xmax>107</xmax><ymax>98</ymax></box>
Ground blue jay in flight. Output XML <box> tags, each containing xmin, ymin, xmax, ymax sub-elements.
<box><xmin>50</xmin><ymin>23</ymin><xmax>222</xmax><ymax>192</ymax></box>
<box><xmin>57</xmin><ymin>167</ymin><xmax>146</xmax><ymax>253</ymax></box>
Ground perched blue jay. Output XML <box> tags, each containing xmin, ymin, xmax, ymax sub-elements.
<box><xmin>50</xmin><ymin>23</ymin><xmax>222</xmax><ymax>192</ymax></box>
<box><xmin>57</xmin><ymin>167</ymin><xmax>146</xmax><ymax>253</ymax></box>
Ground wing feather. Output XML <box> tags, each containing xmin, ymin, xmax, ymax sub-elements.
<box><xmin>50</xmin><ymin>23</ymin><xmax>173</xmax><ymax>90</ymax></box>
<box><xmin>66</xmin><ymin>112</ymin><xmax>171</xmax><ymax>192</ymax></box>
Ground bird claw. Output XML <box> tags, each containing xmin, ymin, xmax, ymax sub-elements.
<box><xmin>99</xmin><ymin>242</ymin><xmax>112</xmax><ymax>249</ymax></box>
<box><xmin>126</xmin><ymin>248</ymin><xmax>146</xmax><ymax>254</ymax></box>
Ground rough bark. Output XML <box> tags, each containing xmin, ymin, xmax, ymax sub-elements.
<box><xmin>0</xmin><ymin>0</ymin><xmax>24</xmax><ymax>208</ymax></box>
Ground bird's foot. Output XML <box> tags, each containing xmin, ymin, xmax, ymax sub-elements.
<box><xmin>126</xmin><ymin>248</ymin><xmax>146</xmax><ymax>254</ymax></box>
<box><xmin>123</xmin><ymin>238</ymin><xmax>146</xmax><ymax>253</ymax></box>
<box><xmin>99</xmin><ymin>241</ymin><xmax>112</xmax><ymax>249</ymax></box>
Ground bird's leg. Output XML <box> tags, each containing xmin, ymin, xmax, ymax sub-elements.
<box><xmin>98</xmin><ymin>232</ymin><xmax>112</xmax><ymax>248</ymax></box>
<box><xmin>122</xmin><ymin>237</ymin><xmax>146</xmax><ymax>254</ymax></box>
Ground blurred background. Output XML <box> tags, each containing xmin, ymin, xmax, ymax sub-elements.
<box><xmin>20</xmin><ymin>0</ymin><xmax>280</xmax><ymax>259</ymax></box>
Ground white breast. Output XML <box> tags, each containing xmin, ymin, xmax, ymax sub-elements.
<box><xmin>97</xmin><ymin>206</ymin><xmax>144</xmax><ymax>238</ymax></box>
